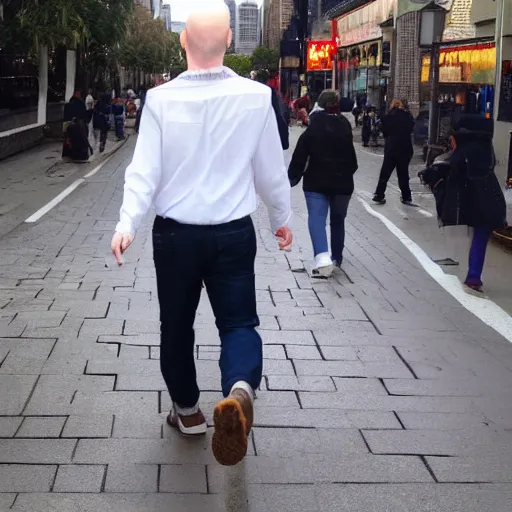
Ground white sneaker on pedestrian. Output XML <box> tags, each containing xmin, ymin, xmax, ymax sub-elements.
<box><xmin>312</xmin><ymin>252</ymin><xmax>334</xmax><ymax>278</ymax></box>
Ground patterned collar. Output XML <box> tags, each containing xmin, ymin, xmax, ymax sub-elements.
<box><xmin>177</xmin><ymin>66</ymin><xmax>238</xmax><ymax>81</ymax></box>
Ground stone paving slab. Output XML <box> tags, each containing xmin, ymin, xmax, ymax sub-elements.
<box><xmin>1</xmin><ymin>138</ymin><xmax>512</xmax><ymax>509</ymax></box>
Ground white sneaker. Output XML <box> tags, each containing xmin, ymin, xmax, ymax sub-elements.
<box><xmin>312</xmin><ymin>252</ymin><xmax>334</xmax><ymax>278</ymax></box>
<box><xmin>167</xmin><ymin>405</ymin><xmax>207</xmax><ymax>436</ymax></box>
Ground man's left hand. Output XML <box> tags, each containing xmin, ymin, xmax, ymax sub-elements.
<box><xmin>275</xmin><ymin>226</ymin><xmax>293</xmax><ymax>252</ymax></box>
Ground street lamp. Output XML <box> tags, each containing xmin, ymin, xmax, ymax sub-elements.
<box><xmin>419</xmin><ymin>5</ymin><xmax>447</xmax><ymax>164</ymax></box>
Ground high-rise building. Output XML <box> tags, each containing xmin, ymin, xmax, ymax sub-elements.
<box><xmin>224</xmin><ymin>0</ymin><xmax>237</xmax><ymax>52</ymax></box>
<box><xmin>236</xmin><ymin>1</ymin><xmax>261</xmax><ymax>55</ymax></box>
<box><xmin>160</xmin><ymin>3</ymin><xmax>172</xmax><ymax>31</ymax></box>
<box><xmin>152</xmin><ymin>0</ymin><xmax>162</xmax><ymax>19</ymax></box>
<box><xmin>136</xmin><ymin>0</ymin><xmax>161</xmax><ymax>18</ymax></box>
<box><xmin>136</xmin><ymin>0</ymin><xmax>152</xmax><ymax>9</ymax></box>
<box><xmin>263</xmin><ymin>0</ymin><xmax>294</xmax><ymax>52</ymax></box>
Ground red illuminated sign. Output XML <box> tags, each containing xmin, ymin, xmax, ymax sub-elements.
<box><xmin>307</xmin><ymin>41</ymin><xmax>335</xmax><ymax>72</ymax></box>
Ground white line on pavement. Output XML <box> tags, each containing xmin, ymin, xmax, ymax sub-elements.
<box><xmin>357</xmin><ymin>195</ymin><xmax>512</xmax><ymax>343</ymax></box>
<box><xmin>84</xmin><ymin>154</ymin><xmax>114</xmax><ymax>178</ymax></box>
<box><xmin>25</xmin><ymin>154</ymin><xmax>114</xmax><ymax>224</ymax></box>
<box><xmin>358</xmin><ymin>147</ymin><xmax>384</xmax><ymax>158</ymax></box>
<box><xmin>25</xmin><ymin>179</ymin><xmax>85</xmax><ymax>223</ymax></box>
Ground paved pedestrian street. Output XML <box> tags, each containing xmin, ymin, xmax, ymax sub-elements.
<box><xmin>1</xmin><ymin>138</ymin><xmax>512</xmax><ymax>511</ymax></box>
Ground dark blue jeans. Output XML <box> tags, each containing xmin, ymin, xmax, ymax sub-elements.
<box><xmin>304</xmin><ymin>192</ymin><xmax>351</xmax><ymax>264</ymax></box>
<box><xmin>153</xmin><ymin>216</ymin><xmax>262</xmax><ymax>409</ymax></box>
<box><xmin>465</xmin><ymin>226</ymin><xmax>493</xmax><ymax>287</ymax></box>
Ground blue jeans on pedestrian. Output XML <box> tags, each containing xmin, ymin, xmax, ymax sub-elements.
<box><xmin>304</xmin><ymin>191</ymin><xmax>351</xmax><ymax>264</ymax></box>
<box><xmin>153</xmin><ymin>215</ymin><xmax>262</xmax><ymax>409</ymax></box>
<box><xmin>465</xmin><ymin>226</ymin><xmax>493</xmax><ymax>287</ymax></box>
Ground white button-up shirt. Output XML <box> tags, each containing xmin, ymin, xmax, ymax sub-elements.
<box><xmin>116</xmin><ymin>67</ymin><xmax>292</xmax><ymax>235</ymax></box>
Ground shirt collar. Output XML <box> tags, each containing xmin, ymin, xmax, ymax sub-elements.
<box><xmin>177</xmin><ymin>66</ymin><xmax>238</xmax><ymax>81</ymax></box>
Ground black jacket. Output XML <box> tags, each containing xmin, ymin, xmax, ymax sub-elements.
<box><xmin>382</xmin><ymin>108</ymin><xmax>415</xmax><ymax>156</ymax></box>
<box><xmin>288</xmin><ymin>111</ymin><xmax>358</xmax><ymax>195</ymax></box>
<box><xmin>420</xmin><ymin>119</ymin><xmax>506</xmax><ymax>229</ymax></box>
<box><xmin>270</xmin><ymin>88</ymin><xmax>289</xmax><ymax>150</ymax></box>
<box><xmin>64</xmin><ymin>97</ymin><xmax>87</xmax><ymax>123</ymax></box>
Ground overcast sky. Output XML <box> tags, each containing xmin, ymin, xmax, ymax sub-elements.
<box><xmin>164</xmin><ymin>0</ymin><xmax>263</xmax><ymax>22</ymax></box>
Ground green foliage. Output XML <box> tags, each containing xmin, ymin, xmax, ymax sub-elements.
<box><xmin>224</xmin><ymin>53</ymin><xmax>252</xmax><ymax>77</ymax></box>
<box><xmin>118</xmin><ymin>5</ymin><xmax>183</xmax><ymax>74</ymax></box>
<box><xmin>251</xmin><ymin>46</ymin><xmax>280</xmax><ymax>72</ymax></box>
<box><xmin>1</xmin><ymin>0</ymin><xmax>133</xmax><ymax>53</ymax></box>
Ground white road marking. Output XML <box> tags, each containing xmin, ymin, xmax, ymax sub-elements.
<box><xmin>358</xmin><ymin>190</ymin><xmax>433</xmax><ymax>217</ymax></box>
<box><xmin>25</xmin><ymin>179</ymin><xmax>85</xmax><ymax>223</ymax></box>
<box><xmin>417</xmin><ymin>208</ymin><xmax>434</xmax><ymax>218</ymax></box>
<box><xmin>84</xmin><ymin>154</ymin><xmax>114</xmax><ymax>178</ymax></box>
<box><xmin>357</xmin><ymin>196</ymin><xmax>512</xmax><ymax>343</ymax></box>
<box><xmin>25</xmin><ymin>154</ymin><xmax>113</xmax><ymax>223</ymax></box>
<box><xmin>358</xmin><ymin>147</ymin><xmax>384</xmax><ymax>158</ymax></box>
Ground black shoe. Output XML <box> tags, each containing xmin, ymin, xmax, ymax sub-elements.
<box><xmin>372</xmin><ymin>196</ymin><xmax>386</xmax><ymax>205</ymax></box>
<box><xmin>401</xmin><ymin>198</ymin><xmax>417</xmax><ymax>207</ymax></box>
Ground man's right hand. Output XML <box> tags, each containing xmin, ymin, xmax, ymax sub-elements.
<box><xmin>111</xmin><ymin>232</ymin><xmax>134</xmax><ymax>265</ymax></box>
<box><xmin>275</xmin><ymin>226</ymin><xmax>293</xmax><ymax>252</ymax></box>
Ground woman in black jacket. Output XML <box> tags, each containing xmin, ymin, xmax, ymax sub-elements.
<box><xmin>373</xmin><ymin>99</ymin><xmax>415</xmax><ymax>205</ymax></box>
<box><xmin>420</xmin><ymin>114</ymin><xmax>506</xmax><ymax>295</ymax></box>
<box><xmin>288</xmin><ymin>90</ymin><xmax>358</xmax><ymax>277</ymax></box>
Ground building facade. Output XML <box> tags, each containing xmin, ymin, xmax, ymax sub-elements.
<box><xmin>263</xmin><ymin>0</ymin><xmax>294</xmax><ymax>51</ymax></box>
<box><xmin>224</xmin><ymin>0</ymin><xmax>237</xmax><ymax>52</ymax></box>
<box><xmin>471</xmin><ymin>0</ymin><xmax>512</xmax><ymax>181</ymax></box>
<box><xmin>236</xmin><ymin>1</ymin><xmax>261</xmax><ymax>55</ymax></box>
<box><xmin>160</xmin><ymin>4</ymin><xmax>171</xmax><ymax>31</ymax></box>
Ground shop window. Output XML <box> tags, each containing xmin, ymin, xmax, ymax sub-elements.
<box><xmin>0</xmin><ymin>53</ymin><xmax>39</xmax><ymax>132</ymax></box>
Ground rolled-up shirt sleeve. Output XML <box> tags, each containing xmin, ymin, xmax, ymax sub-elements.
<box><xmin>115</xmin><ymin>92</ymin><xmax>162</xmax><ymax>234</ymax></box>
<box><xmin>253</xmin><ymin>101</ymin><xmax>292</xmax><ymax>233</ymax></box>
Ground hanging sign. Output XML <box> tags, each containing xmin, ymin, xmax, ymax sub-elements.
<box><xmin>307</xmin><ymin>41</ymin><xmax>336</xmax><ymax>72</ymax></box>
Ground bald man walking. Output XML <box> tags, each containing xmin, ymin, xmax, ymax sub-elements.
<box><xmin>111</xmin><ymin>1</ymin><xmax>292</xmax><ymax>467</ymax></box>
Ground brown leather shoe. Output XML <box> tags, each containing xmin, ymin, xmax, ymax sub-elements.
<box><xmin>167</xmin><ymin>406</ymin><xmax>207</xmax><ymax>436</ymax></box>
<box><xmin>212</xmin><ymin>388</ymin><xmax>253</xmax><ymax>466</ymax></box>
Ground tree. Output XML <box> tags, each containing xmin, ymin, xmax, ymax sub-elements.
<box><xmin>224</xmin><ymin>54</ymin><xmax>252</xmax><ymax>77</ymax></box>
<box><xmin>118</xmin><ymin>5</ymin><xmax>182</xmax><ymax>75</ymax></box>
<box><xmin>251</xmin><ymin>46</ymin><xmax>280</xmax><ymax>73</ymax></box>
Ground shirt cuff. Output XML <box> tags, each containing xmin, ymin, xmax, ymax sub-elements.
<box><xmin>115</xmin><ymin>219</ymin><xmax>134</xmax><ymax>234</ymax></box>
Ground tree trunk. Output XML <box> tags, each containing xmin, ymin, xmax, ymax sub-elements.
<box><xmin>65</xmin><ymin>49</ymin><xmax>76</xmax><ymax>101</ymax></box>
<box><xmin>38</xmin><ymin>45</ymin><xmax>48</xmax><ymax>126</ymax></box>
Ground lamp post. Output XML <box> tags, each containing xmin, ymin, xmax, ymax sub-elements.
<box><xmin>419</xmin><ymin>6</ymin><xmax>447</xmax><ymax>165</ymax></box>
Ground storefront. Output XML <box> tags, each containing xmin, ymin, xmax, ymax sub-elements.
<box><xmin>333</xmin><ymin>0</ymin><xmax>395</xmax><ymax>108</ymax></box>
<box><xmin>420</xmin><ymin>39</ymin><xmax>496</xmax><ymax>140</ymax></box>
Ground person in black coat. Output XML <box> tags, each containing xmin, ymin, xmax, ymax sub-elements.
<box><xmin>93</xmin><ymin>93</ymin><xmax>112</xmax><ymax>153</ymax></box>
<box><xmin>373</xmin><ymin>99</ymin><xmax>415</xmax><ymax>205</ymax></box>
<box><xmin>288</xmin><ymin>90</ymin><xmax>358</xmax><ymax>277</ymax></box>
<box><xmin>253</xmin><ymin>70</ymin><xmax>289</xmax><ymax>150</ymax></box>
<box><xmin>420</xmin><ymin>114</ymin><xmax>506</xmax><ymax>295</ymax></box>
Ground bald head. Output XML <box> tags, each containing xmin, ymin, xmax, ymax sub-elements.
<box><xmin>181</xmin><ymin>1</ymin><xmax>232</xmax><ymax>69</ymax></box>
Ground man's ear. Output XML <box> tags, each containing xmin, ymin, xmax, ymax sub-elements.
<box><xmin>180</xmin><ymin>30</ymin><xmax>187</xmax><ymax>51</ymax></box>
<box><xmin>227</xmin><ymin>28</ymin><xmax>232</xmax><ymax>50</ymax></box>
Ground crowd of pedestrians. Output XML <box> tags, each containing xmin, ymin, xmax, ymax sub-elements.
<box><xmin>61</xmin><ymin>85</ymin><xmax>148</xmax><ymax>162</ymax></box>
<box><xmin>104</xmin><ymin>0</ymin><xmax>507</xmax><ymax>472</ymax></box>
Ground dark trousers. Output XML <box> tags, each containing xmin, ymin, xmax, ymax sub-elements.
<box><xmin>94</xmin><ymin>128</ymin><xmax>108</xmax><ymax>152</ymax></box>
<box><xmin>153</xmin><ymin>215</ymin><xmax>262</xmax><ymax>409</ymax></box>
<box><xmin>304</xmin><ymin>192</ymin><xmax>351</xmax><ymax>264</ymax></box>
<box><xmin>375</xmin><ymin>151</ymin><xmax>413</xmax><ymax>202</ymax></box>
<box><xmin>465</xmin><ymin>226</ymin><xmax>493</xmax><ymax>287</ymax></box>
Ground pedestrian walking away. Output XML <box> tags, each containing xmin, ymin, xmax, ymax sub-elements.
<box><xmin>62</xmin><ymin>91</ymin><xmax>90</xmax><ymax>161</ymax></box>
<box><xmin>93</xmin><ymin>93</ymin><xmax>112</xmax><ymax>153</ymax></box>
<box><xmin>373</xmin><ymin>99</ymin><xmax>415</xmax><ymax>205</ymax></box>
<box><xmin>288</xmin><ymin>89</ymin><xmax>358</xmax><ymax>278</ymax></box>
<box><xmin>252</xmin><ymin>70</ymin><xmax>289</xmax><ymax>150</ymax></box>
<box><xmin>420</xmin><ymin>114</ymin><xmax>506</xmax><ymax>296</ymax></box>
<box><xmin>111</xmin><ymin>1</ymin><xmax>292</xmax><ymax>467</ymax></box>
